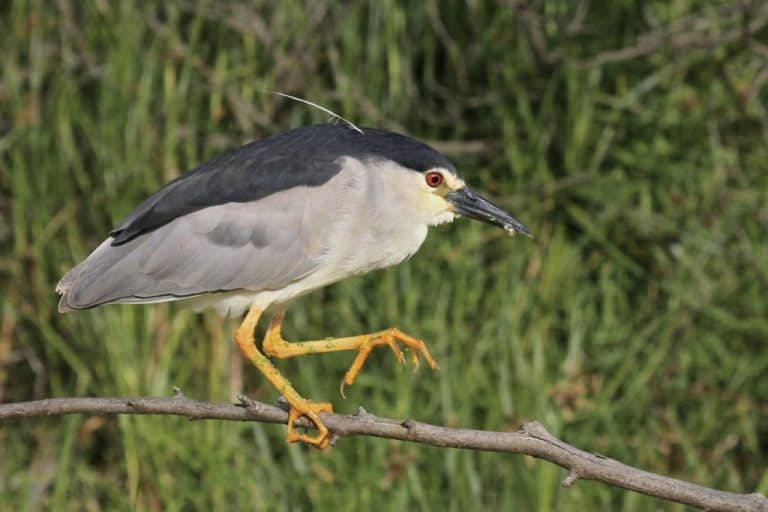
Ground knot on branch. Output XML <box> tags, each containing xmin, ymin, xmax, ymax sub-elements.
<box><xmin>521</xmin><ymin>420</ymin><xmax>562</xmax><ymax>446</ymax></box>
<box><xmin>354</xmin><ymin>406</ymin><xmax>374</xmax><ymax>419</ymax></box>
<box><xmin>562</xmin><ymin>470</ymin><xmax>582</xmax><ymax>488</ymax></box>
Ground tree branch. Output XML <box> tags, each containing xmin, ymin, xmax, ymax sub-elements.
<box><xmin>1</xmin><ymin>392</ymin><xmax>765</xmax><ymax>512</ymax></box>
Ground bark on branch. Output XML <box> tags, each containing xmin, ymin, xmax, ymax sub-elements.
<box><xmin>1</xmin><ymin>392</ymin><xmax>765</xmax><ymax>512</ymax></box>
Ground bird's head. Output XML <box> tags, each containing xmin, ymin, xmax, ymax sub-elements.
<box><xmin>326</xmin><ymin>127</ymin><xmax>531</xmax><ymax>236</ymax></box>
<box><xmin>412</xmin><ymin>165</ymin><xmax>531</xmax><ymax>237</ymax></box>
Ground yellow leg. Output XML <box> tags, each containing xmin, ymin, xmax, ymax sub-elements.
<box><xmin>263</xmin><ymin>311</ymin><xmax>439</xmax><ymax>395</ymax></box>
<box><xmin>235</xmin><ymin>305</ymin><xmax>333</xmax><ymax>448</ymax></box>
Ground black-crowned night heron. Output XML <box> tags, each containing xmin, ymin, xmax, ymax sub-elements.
<box><xmin>57</xmin><ymin>123</ymin><xmax>531</xmax><ymax>448</ymax></box>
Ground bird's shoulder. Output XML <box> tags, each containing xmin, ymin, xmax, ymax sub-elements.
<box><xmin>110</xmin><ymin>125</ymin><xmax>345</xmax><ymax>244</ymax></box>
<box><xmin>109</xmin><ymin>124</ymin><xmax>452</xmax><ymax>245</ymax></box>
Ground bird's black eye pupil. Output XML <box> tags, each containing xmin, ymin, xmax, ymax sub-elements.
<box><xmin>426</xmin><ymin>172</ymin><xmax>443</xmax><ymax>187</ymax></box>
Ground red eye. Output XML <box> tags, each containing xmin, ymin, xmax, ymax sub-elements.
<box><xmin>425</xmin><ymin>171</ymin><xmax>444</xmax><ymax>188</ymax></box>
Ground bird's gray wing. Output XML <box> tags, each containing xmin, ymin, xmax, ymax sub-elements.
<box><xmin>57</xmin><ymin>185</ymin><xmax>334</xmax><ymax>311</ymax></box>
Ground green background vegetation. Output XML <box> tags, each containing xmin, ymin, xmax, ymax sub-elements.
<box><xmin>2</xmin><ymin>1</ymin><xmax>767</xmax><ymax>510</ymax></box>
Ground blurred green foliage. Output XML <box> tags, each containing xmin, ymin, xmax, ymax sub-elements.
<box><xmin>2</xmin><ymin>0</ymin><xmax>767</xmax><ymax>510</ymax></box>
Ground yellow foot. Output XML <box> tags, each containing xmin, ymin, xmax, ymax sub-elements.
<box><xmin>259</xmin><ymin>312</ymin><xmax>439</xmax><ymax>397</ymax></box>
<box><xmin>285</xmin><ymin>398</ymin><xmax>334</xmax><ymax>449</ymax></box>
<box><xmin>341</xmin><ymin>328</ymin><xmax>439</xmax><ymax>395</ymax></box>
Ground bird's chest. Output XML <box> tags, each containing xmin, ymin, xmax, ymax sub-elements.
<box><xmin>311</xmin><ymin>162</ymin><xmax>431</xmax><ymax>282</ymax></box>
<box><xmin>327</xmin><ymin>204</ymin><xmax>428</xmax><ymax>277</ymax></box>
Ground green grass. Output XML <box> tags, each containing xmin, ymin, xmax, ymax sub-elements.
<box><xmin>2</xmin><ymin>1</ymin><xmax>768</xmax><ymax>510</ymax></box>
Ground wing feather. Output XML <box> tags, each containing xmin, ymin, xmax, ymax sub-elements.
<box><xmin>57</xmin><ymin>186</ymin><xmax>330</xmax><ymax>311</ymax></box>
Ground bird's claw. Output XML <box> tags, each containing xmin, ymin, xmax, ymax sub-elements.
<box><xmin>285</xmin><ymin>399</ymin><xmax>333</xmax><ymax>449</ymax></box>
<box><xmin>339</xmin><ymin>328</ymin><xmax>438</xmax><ymax>396</ymax></box>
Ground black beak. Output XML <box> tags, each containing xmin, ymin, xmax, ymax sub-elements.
<box><xmin>446</xmin><ymin>187</ymin><xmax>532</xmax><ymax>237</ymax></box>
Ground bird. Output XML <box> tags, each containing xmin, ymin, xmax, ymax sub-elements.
<box><xmin>57</xmin><ymin>122</ymin><xmax>531</xmax><ymax>449</ymax></box>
